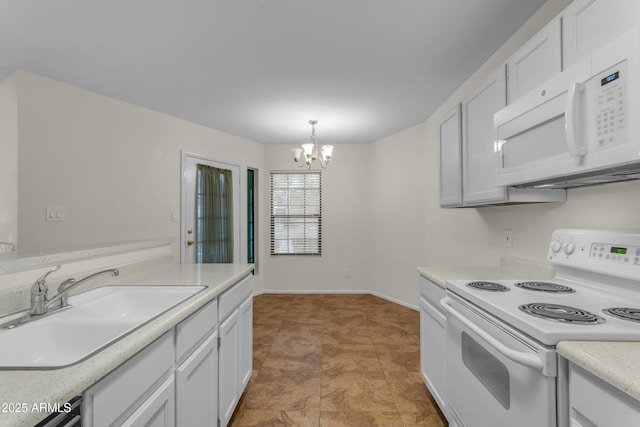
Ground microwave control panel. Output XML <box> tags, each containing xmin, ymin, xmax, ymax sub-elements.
<box><xmin>594</xmin><ymin>61</ymin><xmax>628</xmax><ymax>149</ymax></box>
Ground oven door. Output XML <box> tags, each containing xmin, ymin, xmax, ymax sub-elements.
<box><xmin>442</xmin><ymin>294</ymin><xmax>557</xmax><ymax>427</ymax></box>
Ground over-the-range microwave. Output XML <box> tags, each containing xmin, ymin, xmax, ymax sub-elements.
<box><xmin>494</xmin><ymin>25</ymin><xmax>640</xmax><ymax>189</ymax></box>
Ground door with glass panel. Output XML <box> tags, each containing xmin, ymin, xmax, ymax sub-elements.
<box><xmin>181</xmin><ymin>152</ymin><xmax>240</xmax><ymax>263</ymax></box>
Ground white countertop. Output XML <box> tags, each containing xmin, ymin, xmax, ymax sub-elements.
<box><xmin>418</xmin><ymin>257</ymin><xmax>640</xmax><ymax>404</ymax></box>
<box><xmin>557</xmin><ymin>341</ymin><xmax>640</xmax><ymax>402</ymax></box>
<box><xmin>0</xmin><ymin>262</ymin><xmax>254</xmax><ymax>427</ymax></box>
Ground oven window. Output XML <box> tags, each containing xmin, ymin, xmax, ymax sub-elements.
<box><xmin>462</xmin><ymin>332</ymin><xmax>510</xmax><ymax>409</ymax></box>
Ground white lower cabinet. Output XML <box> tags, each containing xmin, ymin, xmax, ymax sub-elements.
<box><xmin>218</xmin><ymin>274</ymin><xmax>253</xmax><ymax>427</ymax></box>
<box><xmin>419</xmin><ymin>276</ymin><xmax>448</xmax><ymax>419</ymax></box>
<box><xmin>82</xmin><ymin>331</ymin><xmax>175</xmax><ymax>427</ymax></box>
<box><xmin>239</xmin><ymin>296</ymin><xmax>253</xmax><ymax>390</ymax></box>
<box><xmin>568</xmin><ymin>362</ymin><xmax>640</xmax><ymax>427</ymax></box>
<box><xmin>121</xmin><ymin>376</ymin><xmax>175</xmax><ymax>427</ymax></box>
<box><xmin>219</xmin><ymin>309</ymin><xmax>240</xmax><ymax>427</ymax></box>
<box><xmin>175</xmin><ymin>331</ymin><xmax>219</xmax><ymax>426</ymax></box>
<box><xmin>83</xmin><ymin>273</ymin><xmax>253</xmax><ymax>427</ymax></box>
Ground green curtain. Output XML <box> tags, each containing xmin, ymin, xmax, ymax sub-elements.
<box><xmin>196</xmin><ymin>164</ymin><xmax>234</xmax><ymax>263</ymax></box>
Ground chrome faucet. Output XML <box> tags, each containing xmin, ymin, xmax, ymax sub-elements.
<box><xmin>30</xmin><ymin>265</ymin><xmax>62</xmax><ymax>315</ymax></box>
<box><xmin>46</xmin><ymin>268</ymin><xmax>120</xmax><ymax>311</ymax></box>
<box><xmin>1</xmin><ymin>266</ymin><xmax>121</xmax><ymax>329</ymax></box>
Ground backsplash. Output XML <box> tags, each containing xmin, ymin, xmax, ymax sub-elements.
<box><xmin>0</xmin><ymin>241</ymin><xmax>174</xmax><ymax>317</ymax></box>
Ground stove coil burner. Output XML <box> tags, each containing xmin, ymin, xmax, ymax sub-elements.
<box><xmin>603</xmin><ymin>307</ymin><xmax>640</xmax><ymax>323</ymax></box>
<box><xmin>466</xmin><ymin>281</ymin><xmax>510</xmax><ymax>292</ymax></box>
<box><xmin>519</xmin><ymin>303</ymin><xmax>605</xmax><ymax>325</ymax></box>
<box><xmin>515</xmin><ymin>282</ymin><xmax>575</xmax><ymax>293</ymax></box>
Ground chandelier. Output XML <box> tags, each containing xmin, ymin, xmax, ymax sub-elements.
<box><xmin>291</xmin><ymin>120</ymin><xmax>334</xmax><ymax>169</ymax></box>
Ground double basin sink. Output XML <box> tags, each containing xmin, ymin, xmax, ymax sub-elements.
<box><xmin>0</xmin><ymin>285</ymin><xmax>205</xmax><ymax>368</ymax></box>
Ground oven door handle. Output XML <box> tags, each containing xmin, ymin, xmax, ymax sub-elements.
<box><xmin>441</xmin><ymin>297</ymin><xmax>545</xmax><ymax>373</ymax></box>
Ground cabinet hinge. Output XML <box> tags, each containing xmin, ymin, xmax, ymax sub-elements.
<box><xmin>218</xmin><ymin>336</ymin><xmax>221</xmax><ymax>349</ymax></box>
<box><xmin>217</xmin><ymin>419</ymin><xmax>221</xmax><ymax>427</ymax></box>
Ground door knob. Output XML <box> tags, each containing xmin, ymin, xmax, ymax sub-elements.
<box><xmin>187</xmin><ymin>240</ymin><xmax>194</xmax><ymax>246</ymax></box>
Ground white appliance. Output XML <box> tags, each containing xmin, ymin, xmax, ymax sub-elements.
<box><xmin>443</xmin><ymin>229</ymin><xmax>640</xmax><ymax>427</ymax></box>
<box><xmin>494</xmin><ymin>26</ymin><xmax>640</xmax><ymax>188</ymax></box>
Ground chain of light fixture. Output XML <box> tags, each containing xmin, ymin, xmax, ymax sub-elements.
<box><xmin>291</xmin><ymin>120</ymin><xmax>334</xmax><ymax>169</ymax></box>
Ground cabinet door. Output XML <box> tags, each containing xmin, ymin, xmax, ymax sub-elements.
<box><xmin>563</xmin><ymin>0</ymin><xmax>640</xmax><ymax>68</ymax></box>
<box><xmin>439</xmin><ymin>104</ymin><xmax>463</xmax><ymax>207</ymax></box>
<box><xmin>462</xmin><ymin>66</ymin><xmax>508</xmax><ymax>205</ymax></box>
<box><xmin>121</xmin><ymin>376</ymin><xmax>175</xmax><ymax>427</ymax></box>
<box><xmin>420</xmin><ymin>297</ymin><xmax>447</xmax><ymax>416</ymax></box>
<box><xmin>219</xmin><ymin>309</ymin><xmax>240</xmax><ymax>427</ymax></box>
<box><xmin>239</xmin><ymin>296</ymin><xmax>253</xmax><ymax>391</ymax></box>
<box><xmin>507</xmin><ymin>17</ymin><xmax>561</xmax><ymax>102</ymax></box>
<box><xmin>176</xmin><ymin>331</ymin><xmax>219</xmax><ymax>427</ymax></box>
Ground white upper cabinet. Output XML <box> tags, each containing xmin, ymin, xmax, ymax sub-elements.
<box><xmin>507</xmin><ymin>17</ymin><xmax>562</xmax><ymax>103</ymax></box>
<box><xmin>439</xmin><ymin>104</ymin><xmax>463</xmax><ymax>207</ymax></box>
<box><xmin>462</xmin><ymin>66</ymin><xmax>508</xmax><ymax>205</ymax></box>
<box><xmin>563</xmin><ymin>0</ymin><xmax>640</xmax><ymax>68</ymax></box>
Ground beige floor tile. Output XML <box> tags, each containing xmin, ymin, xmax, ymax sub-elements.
<box><xmin>322</xmin><ymin>344</ymin><xmax>383</xmax><ymax>376</ymax></box>
<box><xmin>320</xmin><ymin>373</ymin><xmax>397</xmax><ymax>412</ymax></box>
<box><xmin>376</xmin><ymin>344</ymin><xmax>421</xmax><ymax>373</ymax></box>
<box><xmin>319</xmin><ymin>411</ymin><xmax>403</xmax><ymax>427</ymax></box>
<box><xmin>230</xmin><ymin>409</ymin><xmax>320</xmax><ymax>427</ymax></box>
<box><xmin>323</xmin><ymin>326</ymin><xmax>374</xmax><ymax>345</ymax></box>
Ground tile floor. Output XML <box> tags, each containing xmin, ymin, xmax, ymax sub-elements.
<box><xmin>229</xmin><ymin>293</ymin><xmax>448</xmax><ymax>427</ymax></box>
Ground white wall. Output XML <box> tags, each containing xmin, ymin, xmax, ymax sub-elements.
<box><xmin>369</xmin><ymin>124</ymin><xmax>429</xmax><ymax>305</ymax></box>
<box><xmin>11</xmin><ymin>70</ymin><xmax>265</xmax><ymax>291</ymax></box>
<box><xmin>0</xmin><ymin>74</ymin><xmax>18</xmax><ymax>249</ymax></box>
<box><xmin>262</xmin><ymin>143</ymin><xmax>372</xmax><ymax>294</ymax></box>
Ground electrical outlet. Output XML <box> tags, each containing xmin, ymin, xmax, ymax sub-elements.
<box><xmin>504</xmin><ymin>230</ymin><xmax>513</xmax><ymax>248</ymax></box>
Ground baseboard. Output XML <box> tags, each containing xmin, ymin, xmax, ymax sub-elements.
<box><xmin>252</xmin><ymin>289</ymin><xmax>418</xmax><ymax>312</ymax></box>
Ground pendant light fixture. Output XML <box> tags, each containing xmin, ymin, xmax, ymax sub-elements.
<box><xmin>291</xmin><ymin>120</ymin><xmax>334</xmax><ymax>169</ymax></box>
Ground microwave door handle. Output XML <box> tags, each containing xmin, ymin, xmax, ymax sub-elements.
<box><xmin>565</xmin><ymin>82</ymin><xmax>587</xmax><ymax>157</ymax></box>
<box><xmin>441</xmin><ymin>297</ymin><xmax>545</xmax><ymax>373</ymax></box>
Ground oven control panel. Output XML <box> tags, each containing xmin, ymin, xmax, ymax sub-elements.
<box><xmin>590</xmin><ymin>243</ymin><xmax>640</xmax><ymax>265</ymax></box>
<box><xmin>549</xmin><ymin>229</ymin><xmax>640</xmax><ymax>281</ymax></box>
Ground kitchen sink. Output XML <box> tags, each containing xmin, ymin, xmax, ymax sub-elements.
<box><xmin>0</xmin><ymin>285</ymin><xmax>205</xmax><ymax>368</ymax></box>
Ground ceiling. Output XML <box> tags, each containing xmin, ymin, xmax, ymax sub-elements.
<box><xmin>0</xmin><ymin>0</ymin><xmax>546</xmax><ymax>145</ymax></box>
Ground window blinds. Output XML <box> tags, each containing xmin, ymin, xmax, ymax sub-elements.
<box><xmin>270</xmin><ymin>171</ymin><xmax>321</xmax><ymax>255</ymax></box>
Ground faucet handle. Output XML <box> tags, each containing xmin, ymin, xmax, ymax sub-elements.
<box><xmin>30</xmin><ymin>264</ymin><xmax>61</xmax><ymax>315</ymax></box>
<box><xmin>32</xmin><ymin>264</ymin><xmax>62</xmax><ymax>294</ymax></box>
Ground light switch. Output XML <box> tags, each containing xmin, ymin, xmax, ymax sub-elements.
<box><xmin>45</xmin><ymin>207</ymin><xmax>65</xmax><ymax>222</ymax></box>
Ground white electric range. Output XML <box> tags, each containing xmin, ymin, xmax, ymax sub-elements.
<box><xmin>442</xmin><ymin>229</ymin><xmax>640</xmax><ymax>427</ymax></box>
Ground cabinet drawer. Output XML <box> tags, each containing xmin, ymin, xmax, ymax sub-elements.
<box><xmin>176</xmin><ymin>298</ymin><xmax>218</xmax><ymax>363</ymax></box>
<box><xmin>219</xmin><ymin>275</ymin><xmax>251</xmax><ymax>321</ymax></box>
<box><xmin>83</xmin><ymin>331</ymin><xmax>174</xmax><ymax>427</ymax></box>
<box><xmin>419</xmin><ymin>275</ymin><xmax>446</xmax><ymax>309</ymax></box>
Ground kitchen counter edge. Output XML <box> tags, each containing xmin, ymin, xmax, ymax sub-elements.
<box><xmin>557</xmin><ymin>340</ymin><xmax>640</xmax><ymax>403</ymax></box>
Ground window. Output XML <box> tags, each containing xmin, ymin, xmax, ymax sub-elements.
<box><xmin>270</xmin><ymin>171</ymin><xmax>321</xmax><ymax>255</ymax></box>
